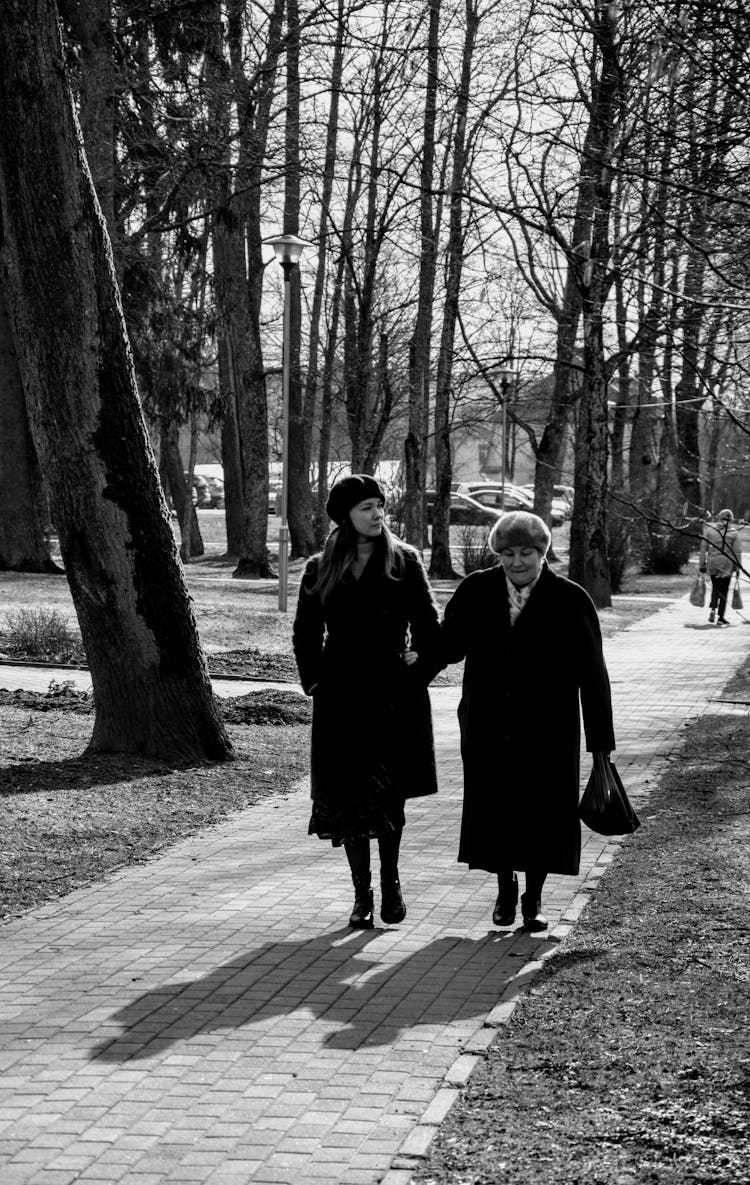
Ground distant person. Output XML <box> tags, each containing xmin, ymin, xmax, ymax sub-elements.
<box><xmin>293</xmin><ymin>474</ymin><xmax>441</xmax><ymax>929</ymax></box>
<box><xmin>439</xmin><ymin>511</ymin><xmax>615</xmax><ymax>932</ymax></box>
<box><xmin>699</xmin><ymin>509</ymin><xmax>742</xmax><ymax>625</ymax></box>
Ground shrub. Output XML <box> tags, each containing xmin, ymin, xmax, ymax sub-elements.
<box><xmin>459</xmin><ymin>526</ymin><xmax>497</xmax><ymax>575</ymax></box>
<box><xmin>2</xmin><ymin>609</ymin><xmax>76</xmax><ymax>659</ymax></box>
<box><xmin>640</xmin><ymin>521</ymin><xmax>695</xmax><ymax>574</ymax></box>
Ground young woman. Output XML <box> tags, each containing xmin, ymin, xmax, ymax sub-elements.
<box><xmin>440</xmin><ymin>510</ymin><xmax>616</xmax><ymax>931</ymax></box>
<box><xmin>293</xmin><ymin>474</ymin><xmax>441</xmax><ymax>929</ymax></box>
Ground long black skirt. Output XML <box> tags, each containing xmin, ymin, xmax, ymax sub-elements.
<box><xmin>308</xmin><ymin>685</ymin><xmax>406</xmax><ymax>846</ymax></box>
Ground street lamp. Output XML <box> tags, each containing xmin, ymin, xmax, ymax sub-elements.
<box><xmin>496</xmin><ymin>365</ymin><xmax>517</xmax><ymax>512</ymax></box>
<box><xmin>264</xmin><ymin>233</ymin><xmax>311</xmax><ymax>611</ymax></box>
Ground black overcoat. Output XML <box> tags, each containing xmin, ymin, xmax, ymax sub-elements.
<box><xmin>293</xmin><ymin>543</ymin><xmax>441</xmax><ymax>843</ymax></box>
<box><xmin>441</xmin><ymin>562</ymin><xmax>615</xmax><ymax>875</ymax></box>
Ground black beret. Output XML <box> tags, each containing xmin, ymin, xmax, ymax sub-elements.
<box><xmin>325</xmin><ymin>474</ymin><xmax>386</xmax><ymax>525</ymax></box>
<box><xmin>489</xmin><ymin>511</ymin><xmax>551</xmax><ymax>555</ymax></box>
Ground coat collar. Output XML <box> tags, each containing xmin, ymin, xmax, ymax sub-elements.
<box><xmin>485</xmin><ymin>560</ymin><xmax>556</xmax><ymax>632</ymax></box>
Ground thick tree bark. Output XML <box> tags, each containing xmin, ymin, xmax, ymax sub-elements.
<box><xmin>566</xmin><ymin>0</ymin><xmax>622</xmax><ymax>606</ymax></box>
<box><xmin>59</xmin><ymin>0</ymin><xmax>116</xmax><ymax>234</ymax></box>
<box><xmin>0</xmin><ymin>285</ymin><xmax>58</xmax><ymax>572</ymax></box>
<box><xmin>0</xmin><ymin>0</ymin><xmax>231</xmax><ymax>761</ymax></box>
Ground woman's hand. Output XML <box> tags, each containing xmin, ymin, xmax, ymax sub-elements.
<box><xmin>403</xmin><ymin>649</ymin><xmax>419</xmax><ymax>667</ymax></box>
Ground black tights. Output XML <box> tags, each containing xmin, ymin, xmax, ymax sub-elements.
<box><xmin>710</xmin><ymin>574</ymin><xmax>731</xmax><ymax>619</ymax></box>
<box><xmin>344</xmin><ymin>832</ymin><xmax>402</xmax><ymax>883</ymax></box>
<box><xmin>498</xmin><ymin>867</ymin><xmax>547</xmax><ymax>900</ymax></box>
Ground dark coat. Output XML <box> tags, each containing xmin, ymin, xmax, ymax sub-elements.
<box><xmin>293</xmin><ymin>542</ymin><xmax>441</xmax><ymax>843</ymax></box>
<box><xmin>441</xmin><ymin>562</ymin><xmax>615</xmax><ymax>876</ymax></box>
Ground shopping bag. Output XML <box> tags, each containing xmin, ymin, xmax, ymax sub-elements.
<box><xmin>732</xmin><ymin>578</ymin><xmax>743</xmax><ymax>611</ymax></box>
<box><xmin>579</xmin><ymin>754</ymin><xmax>641</xmax><ymax>837</ymax></box>
<box><xmin>689</xmin><ymin>572</ymin><xmax>706</xmax><ymax>607</ymax></box>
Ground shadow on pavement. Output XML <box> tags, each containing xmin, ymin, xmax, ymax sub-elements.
<box><xmin>91</xmin><ymin>926</ymin><xmax>559</xmax><ymax>1061</ymax></box>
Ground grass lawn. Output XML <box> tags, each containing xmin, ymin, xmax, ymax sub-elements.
<box><xmin>0</xmin><ymin>510</ymin><xmax>696</xmax><ymax>670</ymax></box>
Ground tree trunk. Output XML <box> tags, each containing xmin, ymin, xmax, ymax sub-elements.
<box><xmin>219</xmin><ymin>335</ymin><xmax>244</xmax><ymax>557</ymax></box>
<box><xmin>159</xmin><ymin>419</ymin><xmax>204</xmax><ymax>561</ymax></box>
<box><xmin>315</xmin><ymin>241</ymin><xmax>348</xmax><ymax>542</ymax></box>
<box><xmin>565</xmin><ymin>0</ymin><xmax>622</xmax><ymax>606</ymax></box>
<box><xmin>303</xmin><ymin>0</ymin><xmax>345</xmax><ymax>504</ymax></box>
<box><xmin>0</xmin><ymin>0</ymin><xmax>231</xmax><ymax>761</ymax></box>
<box><xmin>403</xmin><ymin>0</ymin><xmax>441</xmax><ymax>548</ymax></box>
<box><xmin>229</xmin><ymin>0</ymin><xmax>285</xmax><ymax>578</ymax></box>
<box><xmin>430</xmin><ymin>0</ymin><xmax>478</xmax><ymax>579</ymax></box>
<box><xmin>205</xmin><ymin>5</ymin><xmax>243</xmax><ymax>559</ymax></box>
<box><xmin>284</xmin><ymin>0</ymin><xmax>315</xmax><ymax>558</ymax></box>
<box><xmin>59</xmin><ymin>0</ymin><xmax>116</xmax><ymax>235</ymax></box>
<box><xmin>569</xmin><ymin>273</ymin><xmax>612</xmax><ymax>608</ymax></box>
<box><xmin>0</xmin><ymin>285</ymin><xmax>58</xmax><ymax>572</ymax></box>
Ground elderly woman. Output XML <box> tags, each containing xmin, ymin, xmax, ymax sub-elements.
<box><xmin>440</xmin><ymin>510</ymin><xmax>616</xmax><ymax>931</ymax></box>
<box><xmin>293</xmin><ymin>474</ymin><xmax>441</xmax><ymax>930</ymax></box>
<box><xmin>699</xmin><ymin>508</ymin><xmax>742</xmax><ymax>625</ymax></box>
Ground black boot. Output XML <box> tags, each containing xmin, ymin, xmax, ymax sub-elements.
<box><xmin>521</xmin><ymin>870</ymin><xmax>548</xmax><ymax>932</ymax></box>
<box><xmin>492</xmin><ymin>870</ymin><xmax>518</xmax><ymax>926</ymax></box>
<box><xmin>345</xmin><ymin>838</ymin><xmax>374</xmax><ymax>929</ymax></box>
<box><xmin>378</xmin><ymin>831</ymin><xmax>406</xmax><ymax>924</ymax></box>
<box><xmin>349</xmin><ymin>875</ymin><xmax>374</xmax><ymax>929</ymax></box>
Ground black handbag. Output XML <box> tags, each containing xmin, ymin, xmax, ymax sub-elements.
<box><xmin>579</xmin><ymin>753</ymin><xmax>641</xmax><ymax>836</ymax></box>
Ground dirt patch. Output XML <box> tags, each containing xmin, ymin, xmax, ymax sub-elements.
<box><xmin>414</xmin><ymin>662</ymin><xmax>750</xmax><ymax>1185</ymax></box>
<box><xmin>207</xmin><ymin>648</ymin><xmax>301</xmax><ymax>682</ymax></box>
<box><xmin>0</xmin><ymin>695</ymin><xmax>311</xmax><ymax>925</ymax></box>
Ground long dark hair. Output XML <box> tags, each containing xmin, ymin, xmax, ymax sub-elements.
<box><xmin>310</xmin><ymin>518</ymin><xmax>407</xmax><ymax>604</ymax></box>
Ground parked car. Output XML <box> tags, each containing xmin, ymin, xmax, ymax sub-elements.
<box><xmin>553</xmin><ymin>485</ymin><xmax>574</xmax><ymax>517</ymax></box>
<box><xmin>425</xmin><ymin>491</ymin><xmax>504</xmax><ymax>528</ymax></box>
<box><xmin>513</xmin><ymin>482</ymin><xmax>573</xmax><ymax>524</ymax></box>
<box><xmin>183</xmin><ymin>472</ymin><xmax>224</xmax><ymax>509</ymax></box>
<box><xmin>204</xmin><ymin>474</ymin><xmax>225</xmax><ymax>508</ymax></box>
<box><xmin>456</xmin><ymin>481</ymin><xmax>533</xmax><ymax>509</ymax></box>
<box><xmin>455</xmin><ymin>482</ymin><xmax>566</xmax><ymax>526</ymax></box>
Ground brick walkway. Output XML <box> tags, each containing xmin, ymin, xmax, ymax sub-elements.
<box><xmin>1</xmin><ymin>592</ymin><xmax>749</xmax><ymax>1185</ymax></box>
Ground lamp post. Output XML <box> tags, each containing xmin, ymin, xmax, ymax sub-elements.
<box><xmin>497</xmin><ymin>366</ymin><xmax>516</xmax><ymax>512</ymax></box>
<box><xmin>264</xmin><ymin>233</ymin><xmax>310</xmax><ymax>611</ymax></box>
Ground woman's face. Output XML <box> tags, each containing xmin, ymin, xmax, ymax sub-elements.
<box><xmin>349</xmin><ymin>497</ymin><xmax>385</xmax><ymax>540</ymax></box>
<box><xmin>499</xmin><ymin>545</ymin><xmax>543</xmax><ymax>587</ymax></box>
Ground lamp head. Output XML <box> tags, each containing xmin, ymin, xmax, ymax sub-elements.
<box><xmin>264</xmin><ymin>233</ymin><xmax>312</xmax><ymax>267</ymax></box>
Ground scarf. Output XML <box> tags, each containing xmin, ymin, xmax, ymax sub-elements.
<box><xmin>505</xmin><ymin>570</ymin><xmax>541</xmax><ymax>625</ymax></box>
